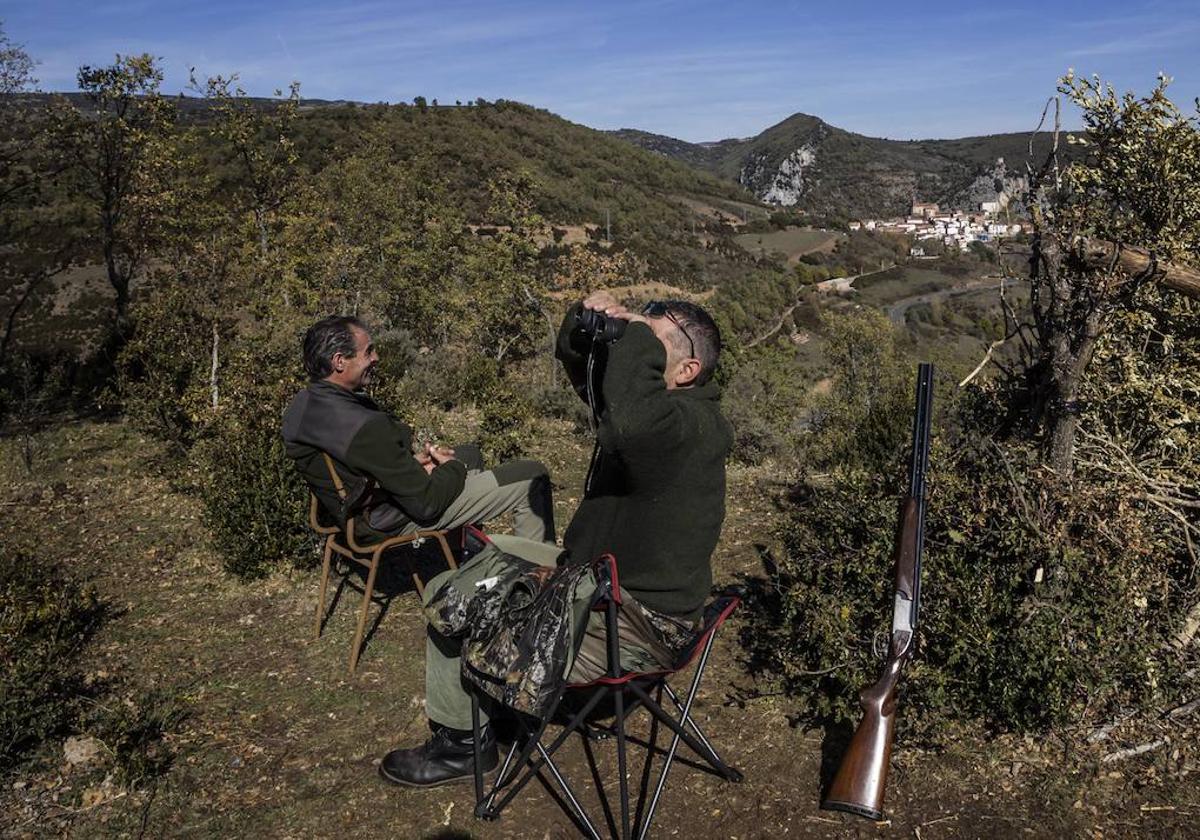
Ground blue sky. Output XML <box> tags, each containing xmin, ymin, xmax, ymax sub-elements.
<box><xmin>5</xmin><ymin>0</ymin><xmax>1199</xmax><ymax>141</ymax></box>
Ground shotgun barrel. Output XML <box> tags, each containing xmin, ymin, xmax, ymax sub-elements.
<box><xmin>821</xmin><ymin>362</ymin><xmax>934</xmax><ymax>820</ymax></box>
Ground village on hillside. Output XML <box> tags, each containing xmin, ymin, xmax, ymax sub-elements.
<box><xmin>852</xmin><ymin>200</ymin><xmax>1025</xmax><ymax>254</ymax></box>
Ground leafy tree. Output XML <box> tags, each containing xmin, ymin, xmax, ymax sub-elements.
<box><xmin>805</xmin><ymin>308</ymin><xmax>911</xmax><ymax>472</ymax></box>
<box><xmin>1018</xmin><ymin>73</ymin><xmax>1200</xmax><ymax>472</ymax></box>
<box><xmin>0</xmin><ymin>24</ymin><xmax>45</xmax><ymax>366</ymax></box>
<box><xmin>193</xmin><ymin>73</ymin><xmax>301</xmax><ymax>257</ymax></box>
<box><xmin>0</xmin><ymin>22</ymin><xmax>37</xmax><ymax>211</ymax></box>
<box><xmin>52</xmin><ymin>54</ymin><xmax>178</xmax><ymax>338</ymax></box>
<box><xmin>0</xmin><ymin>24</ymin><xmax>86</xmax><ymax>394</ymax></box>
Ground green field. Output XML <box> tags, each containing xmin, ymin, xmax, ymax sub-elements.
<box><xmin>734</xmin><ymin>226</ymin><xmax>841</xmax><ymax>263</ymax></box>
<box><xmin>852</xmin><ymin>265</ymin><xmax>960</xmax><ymax>305</ymax></box>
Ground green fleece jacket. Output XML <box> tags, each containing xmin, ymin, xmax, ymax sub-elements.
<box><xmin>556</xmin><ymin>305</ymin><xmax>732</xmax><ymax>618</ymax></box>
<box><xmin>281</xmin><ymin>380</ymin><xmax>467</xmax><ymax>535</ymax></box>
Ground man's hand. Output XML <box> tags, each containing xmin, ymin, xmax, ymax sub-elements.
<box><xmin>582</xmin><ymin>291</ymin><xmax>647</xmax><ymax>324</ymax></box>
<box><xmin>416</xmin><ymin>442</ymin><xmax>456</xmax><ymax>474</ymax></box>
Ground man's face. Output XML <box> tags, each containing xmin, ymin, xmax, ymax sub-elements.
<box><xmin>642</xmin><ymin>310</ymin><xmax>699</xmax><ymax>389</ymax></box>
<box><xmin>331</xmin><ymin>326</ymin><xmax>378</xmax><ymax>391</ymax></box>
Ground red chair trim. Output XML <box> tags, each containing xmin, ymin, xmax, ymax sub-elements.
<box><xmin>589</xmin><ymin>553</ymin><xmax>621</xmax><ymax>608</ymax></box>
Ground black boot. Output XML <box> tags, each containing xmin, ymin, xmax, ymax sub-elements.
<box><xmin>379</xmin><ymin>723</ymin><xmax>498</xmax><ymax>788</ymax></box>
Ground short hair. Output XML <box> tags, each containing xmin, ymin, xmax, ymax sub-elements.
<box><xmin>662</xmin><ymin>300</ymin><xmax>721</xmax><ymax>386</ymax></box>
<box><xmin>302</xmin><ymin>315</ymin><xmax>368</xmax><ymax>380</ymax></box>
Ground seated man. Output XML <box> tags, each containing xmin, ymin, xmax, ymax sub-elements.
<box><xmin>378</xmin><ymin>292</ymin><xmax>732</xmax><ymax>788</ymax></box>
<box><xmin>282</xmin><ymin>315</ymin><xmax>555</xmax><ymax>545</ymax></box>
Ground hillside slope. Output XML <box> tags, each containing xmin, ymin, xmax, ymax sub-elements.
<box><xmin>288</xmin><ymin>100</ymin><xmax>754</xmax><ymax>225</ymax></box>
<box><xmin>612</xmin><ymin>113</ymin><xmax>1066</xmax><ymax>218</ymax></box>
<box><xmin>23</xmin><ymin>94</ymin><xmax>770</xmax><ymax>293</ymax></box>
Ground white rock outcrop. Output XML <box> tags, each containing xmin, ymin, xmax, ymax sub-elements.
<box><xmin>738</xmin><ymin>146</ymin><xmax>818</xmax><ymax>206</ymax></box>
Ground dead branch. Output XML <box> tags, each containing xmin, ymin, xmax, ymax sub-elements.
<box><xmin>1143</xmin><ymin>495</ymin><xmax>1200</xmax><ymax>510</ymax></box>
<box><xmin>1101</xmin><ymin>738</ymin><xmax>1168</xmax><ymax>763</ymax></box>
<box><xmin>1167</xmin><ymin>696</ymin><xmax>1200</xmax><ymax>719</ymax></box>
<box><xmin>988</xmin><ymin>439</ymin><xmax>1039</xmax><ymax>533</ymax></box>
<box><xmin>959</xmin><ymin>338</ymin><xmax>1008</xmax><ymax>387</ymax></box>
<box><xmin>209</xmin><ymin>322</ymin><xmax>219</xmax><ymax>409</ymax></box>
<box><xmin>1087</xmin><ymin>710</ymin><xmax>1136</xmax><ymax>743</ymax></box>
<box><xmin>521</xmin><ymin>284</ymin><xmax>557</xmax><ymax>388</ymax></box>
<box><xmin>1074</xmin><ymin>238</ymin><xmax>1200</xmax><ymax>301</ymax></box>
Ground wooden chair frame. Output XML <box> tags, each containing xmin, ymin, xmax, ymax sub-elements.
<box><xmin>310</xmin><ymin>452</ymin><xmax>458</xmax><ymax>673</ymax></box>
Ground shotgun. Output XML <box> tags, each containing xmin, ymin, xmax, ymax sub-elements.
<box><xmin>821</xmin><ymin>361</ymin><xmax>934</xmax><ymax>821</ymax></box>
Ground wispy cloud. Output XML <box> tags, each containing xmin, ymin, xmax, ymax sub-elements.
<box><xmin>9</xmin><ymin>0</ymin><xmax>1199</xmax><ymax>140</ymax></box>
<box><xmin>1063</xmin><ymin>22</ymin><xmax>1200</xmax><ymax>59</ymax></box>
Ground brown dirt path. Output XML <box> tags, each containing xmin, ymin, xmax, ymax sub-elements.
<box><xmin>1</xmin><ymin>421</ymin><xmax>1197</xmax><ymax>839</ymax></box>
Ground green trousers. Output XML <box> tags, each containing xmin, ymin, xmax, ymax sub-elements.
<box><xmin>422</xmin><ymin>535</ymin><xmax>691</xmax><ymax>730</ymax></box>
<box><xmin>399</xmin><ymin>460</ymin><xmax>556</xmax><ymax>544</ymax></box>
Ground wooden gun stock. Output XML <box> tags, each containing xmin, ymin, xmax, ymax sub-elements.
<box><xmin>821</xmin><ymin>649</ymin><xmax>904</xmax><ymax>820</ymax></box>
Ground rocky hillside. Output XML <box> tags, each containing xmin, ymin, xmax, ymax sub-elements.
<box><xmin>611</xmin><ymin>113</ymin><xmax>1067</xmax><ymax>218</ymax></box>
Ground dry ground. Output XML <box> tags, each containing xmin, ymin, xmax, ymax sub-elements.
<box><xmin>2</xmin><ymin>420</ymin><xmax>1198</xmax><ymax>839</ymax></box>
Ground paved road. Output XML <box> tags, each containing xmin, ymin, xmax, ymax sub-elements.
<box><xmin>885</xmin><ymin>277</ymin><xmax>1006</xmax><ymax>326</ymax></box>
<box><xmin>746</xmin><ymin>264</ymin><xmax>896</xmax><ymax>348</ymax></box>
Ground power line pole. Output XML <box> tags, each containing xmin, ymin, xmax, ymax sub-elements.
<box><xmin>606</xmin><ymin>208</ymin><xmax>611</xmax><ymax>243</ymax></box>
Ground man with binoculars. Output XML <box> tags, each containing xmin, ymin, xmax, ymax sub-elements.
<box><xmin>379</xmin><ymin>291</ymin><xmax>732</xmax><ymax>789</ymax></box>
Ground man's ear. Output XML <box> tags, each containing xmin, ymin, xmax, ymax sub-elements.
<box><xmin>331</xmin><ymin>352</ymin><xmax>346</xmax><ymax>373</ymax></box>
<box><xmin>674</xmin><ymin>357</ymin><xmax>702</xmax><ymax>387</ymax></box>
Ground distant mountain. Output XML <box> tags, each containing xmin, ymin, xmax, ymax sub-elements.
<box><xmin>610</xmin><ymin>113</ymin><xmax>1066</xmax><ymax>218</ymax></box>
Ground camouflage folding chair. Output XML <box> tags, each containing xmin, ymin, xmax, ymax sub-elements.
<box><xmin>309</xmin><ymin>452</ymin><xmax>459</xmax><ymax>673</ymax></box>
<box><xmin>470</xmin><ymin>554</ymin><xmax>743</xmax><ymax>840</ymax></box>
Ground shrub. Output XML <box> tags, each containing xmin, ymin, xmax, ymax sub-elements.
<box><xmin>458</xmin><ymin>356</ymin><xmax>536</xmax><ymax>462</ymax></box>
<box><xmin>1</xmin><ymin>550</ymin><xmax>105</xmax><ymax>768</ymax></box>
<box><xmin>802</xmin><ymin>309</ymin><xmax>911</xmax><ymax>473</ymax></box>
<box><xmin>744</xmin><ymin>413</ymin><xmax>1196</xmax><ymax>738</ymax></box>
<box><xmin>115</xmin><ymin>282</ymin><xmax>216</xmax><ymax>448</ymax></box>
<box><xmin>719</xmin><ymin>343</ymin><xmax>807</xmax><ymax>464</ymax></box>
<box><xmin>191</xmin><ymin>323</ymin><xmax>313</xmax><ymax>579</ymax></box>
<box><xmin>742</xmin><ymin>295</ymin><xmax>1197</xmax><ymax>737</ymax></box>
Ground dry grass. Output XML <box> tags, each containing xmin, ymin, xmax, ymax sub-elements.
<box><xmin>1</xmin><ymin>419</ymin><xmax>1196</xmax><ymax>838</ymax></box>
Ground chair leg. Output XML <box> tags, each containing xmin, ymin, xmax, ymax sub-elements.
<box><xmin>471</xmin><ymin>693</ymin><xmax>484</xmax><ymax>806</ymax></box>
<box><xmin>662</xmin><ymin>683</ymin><xmax>723</xmax><ymax>761</ymax></box>
<box><xmin>632</xmin><ymin>683</ymin><xmax>663</xmax><ymax>834</ymax></box>
<box><xmin>314</xmin><ymin>536</ymin><xmax>334</xmax><ymax>640</ymax></box>
<box><xmin>349</xmin><ymin>548</ymin><xmax>382</xmax><ymax>674</ymax></box>
<box><xmin>533</xmin><ymin>740</ymin><xmax>603</xmax><ymax>840</ymax></box>
<box><xmin>615</xmin><ymin>688</ymin><xmax>631</xmax><ymax>840</ymax></box>
<box><xmin>481</xmin><ymin>688</ymin><xmax>604</xmax><ymax>819</ymax></box>
<box><xmin>435</xmin><ymin>531</ymin><xmax>457</xmax><ymax>570</ymax></box>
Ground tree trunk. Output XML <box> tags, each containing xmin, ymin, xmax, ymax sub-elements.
<box><xmin>105</xmin><ymin>246</ymin><xmax>131</xmax><ymax>338</ymax></box>
<box><xmin>1038</xmin><ymin>238</ymin><xmax>1110</xmax><ymax>474</ymax></box>
<box><xmin>101</xmin><ymin>202</ymin><xmax>133</xmax><ymax>339</ymax></box>
<box><xmin>0</xmin><ymin>268</ymin><xmax>61</xmax><ymax>366</ymax></box>
<box><xmin>1042</xmin><ymin>239</ymin><xmax>1200</xmax><ymax>472</ymax></box>
<box><xmin>255</xmin><ymin>206</ymin><xmax>269</xmax><ymax>257</ymax></box>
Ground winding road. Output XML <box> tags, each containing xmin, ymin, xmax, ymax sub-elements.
<box><xmin>745</xmin><ymin>264</ymin><xmax>896</xmax><ymax>348</ymax></box>
<box><xmin>885</xmin><ymin>277</ymin><xmax>1007</xmax><ymax>326</ymax></box>
<box><xmin>744</xmin><ymin>272</ymin><xmax>1015</xmax><ymax>349</ymax></box>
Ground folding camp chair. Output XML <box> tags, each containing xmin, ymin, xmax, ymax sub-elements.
<box><xmin>309</xmin><ymin>452</ymin><xmax>459</xmax><ymax>674</ymax></box>
<box><xmin>470</xmin><ymin>554</ymin><xmax>743</xmax><ymax>840</ymax></box>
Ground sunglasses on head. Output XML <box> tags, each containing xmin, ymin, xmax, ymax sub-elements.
<box><xmin>641</xmin><ymin>301</ymin><xmax>695</xmax><ymax>359</ymax></box>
